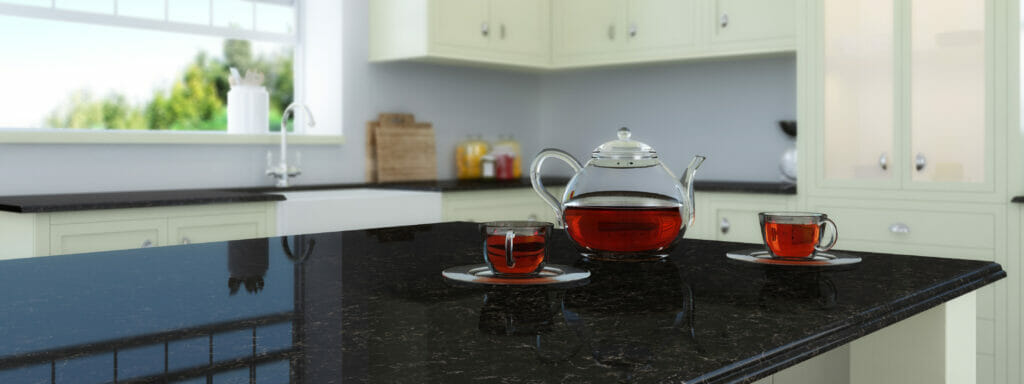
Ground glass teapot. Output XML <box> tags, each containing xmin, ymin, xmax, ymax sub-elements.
<box><xmin>530</xmin><ymin>127</ymin><xmax>705</xmax><ymax>261</ymax></box>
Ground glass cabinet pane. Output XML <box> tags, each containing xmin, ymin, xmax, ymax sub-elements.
<box><xmin>909</xmin><ymin>0</ymin><xmax>985</xmax><ymax>183</ymax></box>
<box><xmin>823</xmin><ymin>0</ymin><xmax>895</xmax><ymax>181</ymax></box>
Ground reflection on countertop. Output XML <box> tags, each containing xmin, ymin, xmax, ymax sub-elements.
<box><xmin>0</xmin><ymin>222</ymin><xmax>1001</xmax><ymax>383</ymax></box>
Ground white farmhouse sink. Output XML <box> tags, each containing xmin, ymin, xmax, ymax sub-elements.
<box><xmin>274</xmin><ymin>188</ymin><xmax>442</xmax><ymax>236</ymax></box>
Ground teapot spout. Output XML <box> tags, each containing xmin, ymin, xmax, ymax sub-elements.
<box><xmin>681</xmin><ymin>155</ymin><xmax>706</xmax><ymax>227</ymax></box>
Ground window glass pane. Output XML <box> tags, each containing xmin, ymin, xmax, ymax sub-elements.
<box><xmin>167</xmin><ymin>0</ymin><xmax>209</xmax><ymax>24</ymax></box>
<box><xmin>117</xmin><ymin>0</ymin><xmax>165</xmax><ymax>19</ymax></box>
<box><xmin>0</xmin><ymin>0</ymin><xmax>52</xmax><ymax>7</ymax></box>
<box><xmin>55</xmin><ymin>0</ymin><xmax>113</xmax><ymax>14</ymax></box>
<box><xmin>213</xmin><ymin>0</ymin><xmax>253</xmax><ymax>30</ymax></box>
<box><xmin>255</xmin><ymin>3</ymin><xmax>293</xmax><ymax>34</ymax></box>
<box><xmin>0</xmin><ymin>14</ymin><xmax>294</xmax><ymax>131</ymax></box>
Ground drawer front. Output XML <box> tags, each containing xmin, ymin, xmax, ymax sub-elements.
<box><xmin>169</xmin><ymin>213</ymin><xmax>267</xmax><ymax>245</ymax></box>
<box><xmin>716</xmin><ymin>208</ymin><xmax>766</xmax><ymax>244</ymax></box>
<box><xmin>443</xmin><ymin>188</ymin><xmax>562</xmax><ymax>225</ymax></box>
<box><xmin>809</xmin><ymin>203</ymin><xmax>997</xmax><ymax>260</ymax></box>
<box><xmin>50</xmin><ymin>219</ymin><xmax>167</xmax><ymax>255</ymax></box>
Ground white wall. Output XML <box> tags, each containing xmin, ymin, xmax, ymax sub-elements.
<box><xmin>0</xmin><ymin>0</ymin><xmax>795</xmax><ymax>196</ymax></box>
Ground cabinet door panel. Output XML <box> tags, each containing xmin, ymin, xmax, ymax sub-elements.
<box><xmin>491</xmin><ymin>0</ymin><xmax>549</xmax><ymax>56</ymax></box>
<box><xmin>432</xmin><ymin>0</ymin><xmax>491</xmax><ymax>49</ymax></box>
<box><xmin>822</xmin><ymin>0</ymin><xmax>897</xmax><ymax>185</ymax></box>
<box><xmin>50</xmin><ymin>219</ymin><xmax>166</xmax><ymax>256</ymax></box>
<box><xmin>169</xmin><ymin>213</ymin><xmax>267</xmax><ymax>245</ymax></box>
<box><xmin>625</xmin><ymin>0</ymin><xmax>696</xmax><ymax>50</ymax></box>
<box><xmin>908</xmin><ymin>0</ymin><xmax>986</xmax><ymax>185</ymax></box>
<box><xmin>712</xmin><ymin>0</ymin><xmax>796</xmax><ymax>43</ymax></box>
<box><xmin>553</xmin><ymin>0</ymin><xmax>626</xmax><ymax>56</ymax></box>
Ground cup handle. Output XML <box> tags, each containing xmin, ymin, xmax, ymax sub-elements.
<box><xmin>504</xmin><ymin>230</ymin><xmax>516</xmax><ymax>267</ymax></box>
<box><xmin>815</xmin><ymin>218</ymin><xmax>839</xmax><ymax>252</ymax></box>
<box><xmin>530</xmin><ymin>149</ymin><xmax>583</xmax><ymax>225</ymax></box>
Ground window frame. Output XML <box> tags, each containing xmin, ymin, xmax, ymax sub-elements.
<box><xmin>0</xmin><ymin>0</ymin><xmax>342</xmax><ymax>144</ymax></box>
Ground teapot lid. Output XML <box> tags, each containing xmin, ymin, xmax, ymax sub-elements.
<box><xmin>591</xmin><ymin>127</ymin><xmax>659</xmax><ymax>168</ymax></box>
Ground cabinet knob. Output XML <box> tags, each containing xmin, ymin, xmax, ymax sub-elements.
<box><xmin>879</xmin><ymin>153</ymin><xmax>888</xmax><ymax>171</ymax></box>
<box><xmin>481</xmin><ymin>22</ymin><xmax>489</xmax><ymax>37</ymax></box>
<box><xmin>182</xmin><ymin>237</ymin><xmax>191</xmax><ymax>245</ymax></box>
<box><xmin>608</xmin><ymin>24</ymin><xmax>616</xmax><ymax>40</ymax></box>
<box><xmin>720</xmin><ymin>218</ymin><xmax>731</xmax><ymax>234</ymax></box>
<box><xmin>889</xmin><ymin>223</ymin><xmax>910</xmax><ymax>234</ymax></box>
<box><xmin>914</xmin><ymin>153</ymin><xmax>926</xmax><ymax>172</ymax></box>
<box><xmin>720</xmin><ymin>13</ymin><xmax>729</xmax><ymax>28</ymax></box>
<box><xmin>141</xmin><ymin>239</ymin><xmax>154</xmax><ymax>248</ymax></box>
<box><xmin>628</xmin><ymin>23</ymin><xmax>637</xmax><ymax>38</ymax></box>
<box><xmin>528</xmin><ymin>214</ymin><xmax>539</xmax><ymax>221</ymax></box>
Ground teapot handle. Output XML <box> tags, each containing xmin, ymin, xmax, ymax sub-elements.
<box><xmin>530</xmin><ymin>149</ymin><xmax>583</xmax><ymax>224</ymax></box>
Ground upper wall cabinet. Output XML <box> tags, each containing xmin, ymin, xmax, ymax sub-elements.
<box><xmin>370</xmin><ymin>0</ymin><xmax>551</xmax><ymax>69</ymax></box>
<box><xmin>803</xmin><ymin>0</ymin><xmax>1002</xmax><ymax>201</ymax></box>
<box><xmin>370</xmin><ymin>0</ymin><xmax>796</xmax><ymax>70</ymax></box>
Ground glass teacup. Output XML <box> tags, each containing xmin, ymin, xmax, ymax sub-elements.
<box><xmin>481</xmin><ymin>221</ymin><xmax>553</xmax><ymax>277</ymax></box>
<box><xmin>758</xmin><ymin>212</ymin><xmax>838</xmax><ymax>259</ymax></box>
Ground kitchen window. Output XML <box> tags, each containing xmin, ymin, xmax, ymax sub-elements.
<box><xmin>0</xmin><ymin>0</ymin><xmax>342</xmax><ymax>144</ymax></box>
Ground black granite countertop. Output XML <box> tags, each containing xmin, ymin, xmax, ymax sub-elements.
<box><xmin>0</xmin><ymin>179</ymin><xmax>795</xmax><ymax>213</ymax></box>
<box><xmin>0</xmin><ymin>189</ymin><xmax>285</xmax><ymax>213</ymax></box>
<box><xmin>0</xmin><ymin>222</ymin><xmax>1002</xmax><ymax>383</ymax></box>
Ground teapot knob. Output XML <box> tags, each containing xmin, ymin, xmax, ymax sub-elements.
<box><xmin>617</xmin><ymin>127</ymin><xmax>631</xmax><ymax>140</ymax></box>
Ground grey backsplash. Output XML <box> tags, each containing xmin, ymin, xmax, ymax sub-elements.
<box><xmin>0</xmin><ymin>0</ymin><xmax>793</xmax><ymax>195</ymax></box>
<box><xmin>536</xmin><ymin>56</ymin><xmax>796</xmax><ymax>181</ymax></box>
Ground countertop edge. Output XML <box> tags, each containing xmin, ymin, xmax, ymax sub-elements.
<box><xmin>696</xmin><ymin>263</ymin><xmax>1006</xmax><ymax>384</ymax></box>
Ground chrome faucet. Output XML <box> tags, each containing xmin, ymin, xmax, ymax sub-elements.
<box><xmin>267</xmin><ymin>102</ymin><xmax>315</xmax><ymax>188</ymax></box>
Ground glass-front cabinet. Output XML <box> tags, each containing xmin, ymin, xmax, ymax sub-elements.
<box><xmin>815</xmin><ymin>0</ymin><xmax>995</xmax><ymax>194</ymax></box>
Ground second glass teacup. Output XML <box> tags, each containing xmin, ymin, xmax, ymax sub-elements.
<box><xmin>481</xmin><ymin>221</ymin><xmax>553</xmax><ymax>277</ymax></box>
<box><xmin>758</xmin><ymin>212</ymin><xmax>838</xmax><ymax>259</ymax></box>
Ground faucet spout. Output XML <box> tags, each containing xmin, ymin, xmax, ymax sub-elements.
<box><xmin>269</xmin><ymin>102</ymin><xmax>316</xmax><ymax>188</ymax></box>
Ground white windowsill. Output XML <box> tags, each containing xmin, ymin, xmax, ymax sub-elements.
<box><xmin>0</xmin><ymin>129</ymin><xmax>345</xmax><ymax>145</ymax></box>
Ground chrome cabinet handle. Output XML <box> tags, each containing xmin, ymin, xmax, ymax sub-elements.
<box><xmin>915</xmin><ymin>153</ymin><xmax>926</xmax><ymax>172</ymax></box>
<box><xmin>481</xmin><ymin>22</ymin><xmax>489</xmax><ymax>36</ymax></box>
<box><xmin>608</xmin><ymin>24</ymin><xmax>616</xmax><ymax>40</ymax></box>
<box><xmin>720</xmin><ymin>218</ymin><xmax>731</xmax><ymax>234</ymax></box>
<box><xmin>720</xmin><ymin>13</ymin><xmax>729</xmax><ymax>28</ymax></box>
<box><xmin>141</xmin><ymin>239</ymin><xmax>154</xmax><ymax>248</ymax></box>
<box><xmin>889</xmin><ymin>223</ymin><xmax>910</xmax><ymax>234</ymax></box>
<box><xmin>181</xmin><ymin>237</ymin><xmax>191</xmax><ymax>245</ymax></box>
<box><xmin>628</xmin><ymin>23</ymin><xmax>637</xmax><ymax>37</ymax></box>
<box><xmin>500</xmin><ymin>23</ymin><xmax>506</xmax><ymax>39</ymax></box>
<box><xmin>528</xmin><ymin>214</ymin><xmax>539</xmax><ymax>221</ymax></box>
<box><xmin>879</xmin><ymin>153</ymin><xmax>888</xmax><ymax>170</ymax></box>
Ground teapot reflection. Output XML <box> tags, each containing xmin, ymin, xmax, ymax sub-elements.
<box><xmin>563</xmin><ymin>259</ymin><xmax>696</xmax><ymax>369</ymax></box>
<box><xmin>227</xmin><ymin>239</ymin><xmax>269</xmax><ymax>295</ymax></box>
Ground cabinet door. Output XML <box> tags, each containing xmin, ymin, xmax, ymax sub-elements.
<box><xmin>624</xmin><ymin>0</ymin><xmax>697</xmax><ymax>51</ymax></box>
<box><xmin>168</xmin><ymin>213</ymin><xmax>267</xmax><ymax>246</ymax></box>
<box><xmin>820</xmin><ymin>0</ymin><xmax>898</xmax><ymax>188</ymax></box>
<box><xmin>50</xmin><ymin>219</ymin><xmax>167</xmax><ymax>256</ymax></box>
<box><xmin>906</xmin><ymin>0</ymin><xmax>988</xmax><ymax>188</ymax></box>
<box><xmin>490</xmin><ymin>0</ymin><xmax>550</xmax><ymax>56</ymax></box>
<box><xmin>432</xmin><ymin>0</ymin><xmax>491</xmax><ymax>50</ymax></box>
<box><xmin>711</xmin><ymin>0</ymin><xmax>796</xmax><ymax>44</ymax></box>
<box><xmin>553</xmin><ymin>0</ymin><xmax>627</xmax><ymax>57</ymax></box>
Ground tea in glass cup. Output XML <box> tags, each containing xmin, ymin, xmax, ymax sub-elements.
<box><xmin>481</xmin><ymin>221</ymin><xmax>553</xmax><ymax>276</ymax></box>
<box><xmin>758</xmin><ymin>212</ymin><xmax>838</xmax><ymax>259</ymax></box>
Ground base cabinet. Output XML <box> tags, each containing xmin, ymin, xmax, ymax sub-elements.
<box><xmin>0</xmin><ymin>202</ymin><xmax>275</xmax><ymax>259</ymax></box>
<box><xmin>441</xmin><ymin>187</ymin><xmax>565</xmax><ymax>225</ymax></box>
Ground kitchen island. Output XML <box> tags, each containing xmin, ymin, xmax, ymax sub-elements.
<box><xmin>0</xmin><ymin>222</ymin><xmax>1002</xmax><ymax>383</ymax></box>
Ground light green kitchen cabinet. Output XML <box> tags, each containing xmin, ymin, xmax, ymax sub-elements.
<box><xmin>168</xmin><ymin>212</ymin><xmax>269</xmax><ymax>246</ymax></box>
<box><xmin>0</xmin><ymin>202</ymin><xmax>275</xmax><ymax>259</ymax></box>
<box><xmin>709</xmin><ymin>0</ymin><xmax>797</xmax><ymax>50</ymax></box>
<box><xmin>50</xmin><ymin>219</ymin><xmax>167</xmax><ymax>256</ymax></box>
<box><xmin>442</xmin><ymin>187</ymin><xmax>565</xmax><ymax>225</ymax></box>
<box><xmin>802</xmin><ymin>0</ymin><xmax>1005</xmax><ymax>202</ymax></box>
<box><xmin>370</xmin><ymin>0</ymin><xmax>551</xmax><ymax>69</ymax></box>
<box><xmin>708</xmin><ymin>193</ymin><xmax>796</xmax><ymax>244</ymax></box>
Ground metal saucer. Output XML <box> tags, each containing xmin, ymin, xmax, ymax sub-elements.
<box><xmin>726</xmin><ymin>249</ymin><xmax>861</xmax><ymax>268</ymax></box>
<box><xmin>441</xmin><ymin>264</ymin><xmax>590</xmax><ymax>288</ymax></box>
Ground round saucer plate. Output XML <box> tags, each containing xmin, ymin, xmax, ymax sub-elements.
<box><xmin>726</xmin><ymin>249</ymin><xmax>861</xmax><ymax>268</ymax></box>
<box><xmin>441</xmin><ymin>264</ymin><xmax>590</xmax><ymax>288</ymax></box>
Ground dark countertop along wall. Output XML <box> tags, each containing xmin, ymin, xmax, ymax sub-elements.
<box><xmin>0</xmin><ymin>179</ymin><xmax>795</xmax><ymax>213</ymax></box>
<box><xmin>0</xmin><ymin>222</ymin><xmax>1002</xmax><ymax>383</ymax></box>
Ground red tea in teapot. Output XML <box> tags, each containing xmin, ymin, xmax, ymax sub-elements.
<box><xmin>564</xmin><ymin>194</ymin><xmax>683</xmax><ymax>253</ymax></box>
